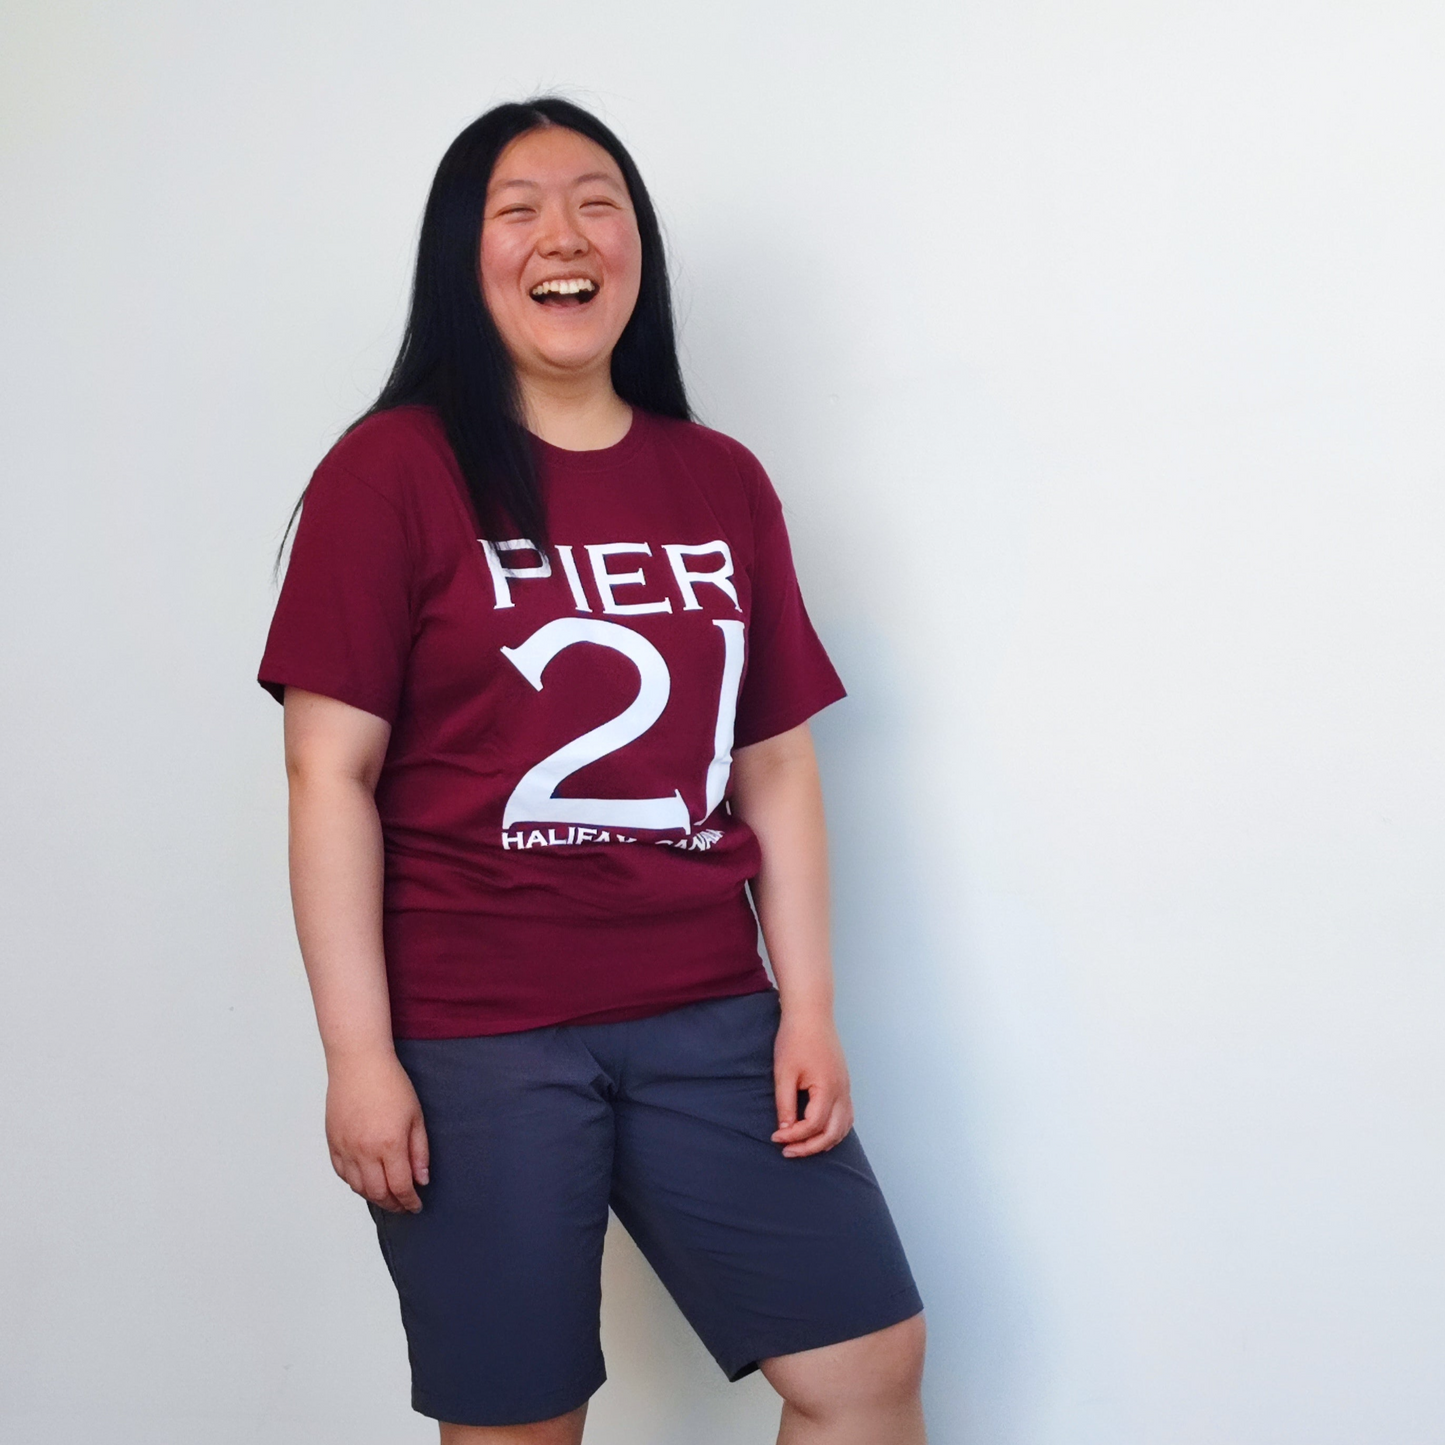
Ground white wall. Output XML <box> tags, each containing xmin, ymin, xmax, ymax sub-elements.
<box><xmin>2</xmin><ymin>3</ymin><xmax>1442</xmax><ymax>1442</ymax></box>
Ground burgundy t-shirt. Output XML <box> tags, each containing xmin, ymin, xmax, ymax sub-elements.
<box><xmin>259</xmin><ymin>405</ymin><xmax>845</xmax><ymax>1038</ymax></box>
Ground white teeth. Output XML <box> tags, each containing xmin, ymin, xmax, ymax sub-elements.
<box><xmin>530</xmin><ymin>277</ymin><xmax>598</xmax><ymax>297</ymax></box>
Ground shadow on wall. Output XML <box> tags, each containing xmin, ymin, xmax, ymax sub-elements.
<box><xmin>812</xmin><ymin>630</ymin><xmax>1036</xmax><ymax>1445</ymax></box>
<box><xmin>591</xmin><ymin>634</ymin><xmax>1040</xmax><ymax>1445</ymax></box>
<box><xmin>680</xmin><ymin>238</ymin><xmax>1045</xmax><ymax>1440</ymax></box>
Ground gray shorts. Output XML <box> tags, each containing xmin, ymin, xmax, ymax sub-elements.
<box><xmin>372</xmin><ymin>988</ymin><xmax>923</xmax><ymax>1427</ymax></box>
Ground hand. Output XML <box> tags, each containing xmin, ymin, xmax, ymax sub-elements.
<box><xmin>771</xmin><ymin>1009</ymin><xmax>854</xmax><ymax>1158</ymax></box>
<box><xmin>325</xmin><ymin>1049</ymin><xmax>430</xmax><ymax>1213</ymax></box>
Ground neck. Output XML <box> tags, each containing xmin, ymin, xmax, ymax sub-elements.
<box><xmin>518</xmin><ymin>368</ymin><xmax>633</xmax><ymax>451</ymax></box>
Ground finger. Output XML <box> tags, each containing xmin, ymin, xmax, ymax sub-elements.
<box><xmin>784</xmin><ymin>1103</ymin><xmax>852</xmax><ymax>1157</ymax></box>
<box><xmin>774</xmin><ymin>1092</ymin><xmax>832</xmax><ymax>1138</ymax></box>
<box><xmin>772</xmin><ymin>1118</ymin><xmax>821</xmax><ymax>1142</ymax></box>
<box><xmin>335</xmin><ymin>1144</ymin><xmax>401</xmax><ymax>1209</ymax></box>
<box><xmin>337</xmin><ymin>1156</ymin><xmax>367</xmax><ymax>1197</ymax></box>
<box><xmin>333</xmin><ymin>1150</ymin><xmax>369</xmax><ymax>1196</ymax></box>
<box><xmin>771</xmin><ymin>1082</ymin><xmax>818</xmax><ymax>1140</ymax></box>
<box><xmin>783</xmin><ymin>1101</ymin><xmax>848</xmax><ymax>1157</ymax></box>
<box><xmin>773</xmin><ymin>1067</ymin><xmax>800</xmax><ymax>1132</ymax></box>
<box><xmin>410</xmin><ymin>1117</ymin><xmax>430</xmax><ymax>1188</ymax></box>
<box><xmin>359</xmin><ymin>1158</ymin><xmax>404</xmax><ymax>1213</ymax></box>
<box><xmin>774</xmin><ymin>1087</ymin><xmax>833</xmax><ymax>1142</ymax></box>
<box><xmin>382</xmin><ymin>1146</ymin><xmax>423</xmax><ymax>1214</ymax></box>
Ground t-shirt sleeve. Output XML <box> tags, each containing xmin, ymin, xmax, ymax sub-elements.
<box><xmin>733</xmin><ymin>463</ymin><xmax>847</xmax><ymax>748</ymax></box>
<box><xmin>257</xmin><ymin>456</ymin><xmax>414</xmax><ymax>723</ymax></box>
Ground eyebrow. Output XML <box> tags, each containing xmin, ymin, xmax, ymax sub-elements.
<box><xmin>490</xmin><ymin>171</ymin><xmax>626</xmax><ymax>193</ymax></box>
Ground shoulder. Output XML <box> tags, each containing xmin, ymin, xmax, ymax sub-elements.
<box><xmin>295</xmin><ymin>408</ymin><xmax>471</xmax><ymax>571</ymax></box>
<box><xmin>642</xmin><ymin>412</ymin><xmax>775</xmax><ymax>514</ymax></box>
<box><xmin>311</xmin><ymin>406</ymin><xmax>460</xmax><ymax>512</ymax></box>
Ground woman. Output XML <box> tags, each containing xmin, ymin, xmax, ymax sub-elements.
<box><xmin>260</xmin><ymin>97</ymin><xmax>926</xmax><ymax>1444</ymax></box>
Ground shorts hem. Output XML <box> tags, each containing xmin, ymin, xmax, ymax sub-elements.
<box><xmin>411</xmin><ymin>1366</ymin><xmax>606</xmax><ymax>1428</ymax></box>
<box><xmin>720</xmin><ymin>1286</ymin><xmax>925</xmax><ymax>1383</ymax></box>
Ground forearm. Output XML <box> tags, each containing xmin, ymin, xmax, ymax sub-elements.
<box><xmin>731</xmin><ymin>725</ymin><xmax>835</xmax><ymax>1020</ymax></box>
<box><xmin>287</xmin><ymin>770</ymin><xmax>395</xmax><ymax>1063</ymax></box>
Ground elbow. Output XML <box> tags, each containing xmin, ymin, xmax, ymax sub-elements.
<box><xmin>285</xmin><ymin>752</ymin><xmax>383</xmax><ymax>796</ymax></box>
<box><xmin>730</xmin><ymin>723</ymin><xmax>820</xmax><ymax>822</ymax></box>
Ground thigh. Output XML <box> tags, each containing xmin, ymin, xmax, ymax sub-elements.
<box><xmin>372</xmin><ymin>1030</ymin><xmax>615</xmax><ymax>1427</ymax></box>
<box><xmin>604</xmin><ymin>991</ymin><xmax>923</xmax><ymax>1383</ymax></box>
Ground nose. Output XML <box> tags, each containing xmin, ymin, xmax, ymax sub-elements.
<box><xmin>537</xmin><ymin>199</ymin><xmax>588</xmax><ymax>259</ymax></box>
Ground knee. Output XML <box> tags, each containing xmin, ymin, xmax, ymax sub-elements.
<box><xmin>439</xmin><ymin>1401</ymin><xmax>587</xmax><ymax>1445</ymax></box>
<box><xmin>887</xmin><ymin>1311</ymin><xmax>928</xmax><ymax>1396</ymax></box>
<box><xmin>854</xmin><ymin>1312</ymin><xmax>926</xmax><ymax>1410</ymax></box>
<box><xmin>766</xmin><ymin>1312</ymin><xmax>926</xmax><ymax>1421</ymax></box>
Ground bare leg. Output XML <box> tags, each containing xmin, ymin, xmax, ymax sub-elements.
<box><xmin>439</xmin><ymin>1402</ymin><xmax>587</xmax><ymax>1445</ymax></box>
<box><xmin>760</xmin><ymin>1313</ymin><xmax>927</xmax><ymax>1445</ymax></box>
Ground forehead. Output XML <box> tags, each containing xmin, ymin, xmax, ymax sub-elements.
<box><xmin>487</xmin><ymin>127</ymin><xmax>627</xmax><ymax>195</ymax></box>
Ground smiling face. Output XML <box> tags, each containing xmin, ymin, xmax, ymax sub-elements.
<box><xmin>479</xmin><ymin>125</ymin><xmax>643</xmax><ymax>393</ymax></box>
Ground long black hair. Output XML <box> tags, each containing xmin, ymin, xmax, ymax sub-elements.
<box><xmin>280</xmin><ymin>97</ymin><xmax>690</xmax><ymax>564</ymax></box>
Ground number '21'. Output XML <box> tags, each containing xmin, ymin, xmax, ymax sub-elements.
<box><xmin>500</xmin><ymin>618</ymin><xmax>745</xmax><ymax>834</ymax></box>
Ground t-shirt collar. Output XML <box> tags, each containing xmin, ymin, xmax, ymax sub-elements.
<box><xmin>529</xmin><ymin>407</ymin><xmax>651</xmax><ymax>474</ymax></box>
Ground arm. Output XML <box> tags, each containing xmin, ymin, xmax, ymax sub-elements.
<box><xmin>730</xmin><ymin>721</ymin><xmax>854</xmax><ymax>1157</ymax></box>
<box><xmin>284</xmin><ymin>687</ymin><xmax>428</xmax><ymax>1213</ymax></box>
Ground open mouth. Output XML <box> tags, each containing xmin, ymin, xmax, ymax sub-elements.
<box><xmin>529</xmin><ymin>277</ymin><xmax>599</xmax><ymax>306</ymax></box>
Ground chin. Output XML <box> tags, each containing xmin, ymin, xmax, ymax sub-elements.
<box><xmin>530</xmin><ymin>338</ymin><xmax>618</xmax><ymax>375</ymax></box>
